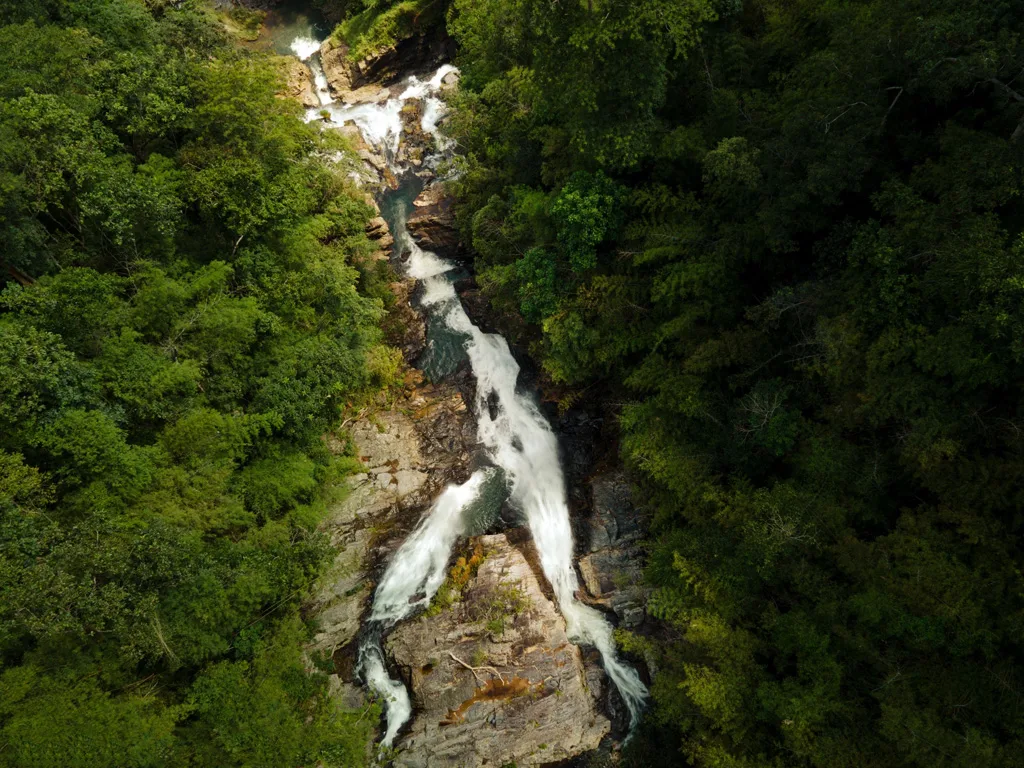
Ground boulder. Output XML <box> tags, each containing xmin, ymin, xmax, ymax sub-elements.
<box><xmin>578</xmin><ymin>471</ymin><xmax>649</xmax><ymax>629</ymax></box>
<box><xmin>388</xmin><ymin>534</ymin><xmax>610</xmax><ymax>767</ymax></box>
<box><xmin>341</xmin><ymin>83</ymin><xmax>393</xmax><ymax>106</ymax></box>
<box><xmin>275</xmin><ymin>56</ymin><xmax>318</xmax><ymax>108</ymax></box>
<box><xmin>408</xmin><ymin>183</ymin><xmax>461</xmax><ymax>260</ymax></box>
<box><xmin>319</xmin><ymin>37</ymin><xmax>354</xmax><ymax>96</ymax></box>
<box><xmin>397</xmin><ymin>99</ymin><xmax>430</xmax><ymax>167</ymax></box>
<box><xmin>439</xmin><ymin>69</ymin><xmax>460</xmax><ymax>94</ymax></box>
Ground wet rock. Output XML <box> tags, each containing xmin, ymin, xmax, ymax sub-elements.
<box><xmin>341</xmin><ymin>83</ymin><xmax>392</xmax><ymax>106</ymax></box>
<box><xmin>275</xmin><ymin>56</ymin><xmax>318</xmax><ymax>108</ymax></box>
<box><xmin>385</xmin><ymin>277</ymin><xmax>427</xmax><ymax>362</ymax></box>
<box><xmin>397</xmin><ymin>99</ymin><xmax>430</xmax><ymax>167</ymax></box>
<box><xmin>334</xmin><ymin>121</ymin><xmax>389</xmax><ymax>180</ymax></box>
<box><xmin>309</xmin><ymin>381</ymin><xmax>476</xmax><ymax>659</ymax></box>
<box><xmin>408</xmin><ymin>183</ymin><xmax>461</xmax><ymax>260</ymax></box>
<box><xmin>485</xmin><ymin>390</ymin><xmax>500</xmax><ymax>422</ymax></box>
<box><xmin>578</xmin><ymin>471</ymin><xmax>649</xmax><ymax>629</ymax></box>
<box><xmin>388</xmin><ymin>534</ymin><xmax>610</xmax><ymax>767</ymax></box>
<box><xmin>319</xmin><ymin>37</ymin><xmax>354</xmax><ymax>96</ymax></box>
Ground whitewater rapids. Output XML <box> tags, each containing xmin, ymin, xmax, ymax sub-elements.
<box><xmin>303</xmin><ymin>58</ymin><xmax>647</xmax><ymax>747</ymax></box>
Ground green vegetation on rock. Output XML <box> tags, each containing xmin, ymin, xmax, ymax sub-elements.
<box><xmin>333</xmin><ymin>0</ymin><xmax>446</xmax><ymax>62</ymax></box>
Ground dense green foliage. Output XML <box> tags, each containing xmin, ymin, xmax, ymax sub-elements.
<box><xmin>327</xmin><ymin>0</ymin><xmax>448</xmax><ymax>61</ymax></box>
<box><xmin>0</xmin><ymin>1</ymin><xmax>385</xmax><ymax>764</ymax></box>
<box><xmin>445</xmin><ymin>0</ymin><xmax>1024</xmax><ymax>766</ymax></box>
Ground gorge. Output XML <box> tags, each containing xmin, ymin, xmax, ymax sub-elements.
<box><xmin>285</xmin><ymin>23</ymin><xmax>651</xmax><ymax>765</ymax></box>
<box><xmin>6</xmin><ymin>2</ymin><xmax>1020</xmax><ymax>767</ymax></box>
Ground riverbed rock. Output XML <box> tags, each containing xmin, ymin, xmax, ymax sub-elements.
<box><xmin>320</xmin><ymin>37</ymin><xmax>355</xmax><ymax>96</ymax></box>
<box><xmin>408</xmin><ymin>183</ymin><xmax>461</xmax><ymax>260</ymax></box>
<box><xmin>386</xmin><ymin>277</ymin><xmax>428</xmax><ymax>361</ymax></box>
<box><xmin>275</xmin><ymin>56</ymin><xmax>318</xmax><ymax>108</ymax></box>
<box><xmin>388</xmin><ymin>533</ymin><xmax>610</xmax><ymax>767</ymax></box>
<box><xmin>395</xmin><ymin>98</ymin><xmax>430</xmax><ymax>167</ymax></box>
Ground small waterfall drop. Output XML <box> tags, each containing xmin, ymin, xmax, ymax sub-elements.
<box><xmin>309</xmin><ymin>61</ymin><xmax>647</xmax><ymax>747</ymax></box>
<box><xmin>289</xmin><ymin>35</ymin><xmax>334</xmax><ymax>106</ymax></box>
<box><xmin>358</xmin><ymin>469</ymin><xmax>494</xmax><ymax>746</ymax></box>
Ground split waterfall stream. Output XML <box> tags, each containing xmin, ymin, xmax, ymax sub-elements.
<box><xmin>297</xmin><ymin>45</ymin><xmax>648</xmax><ymax>747</ymax></box>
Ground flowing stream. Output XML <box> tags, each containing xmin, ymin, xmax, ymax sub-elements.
<box><xmin>297</xmin><ymin>45</ymin><xmax>647</xmax><ymax>747</ymax></box>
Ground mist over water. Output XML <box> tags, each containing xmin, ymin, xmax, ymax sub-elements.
<box><xmin>304</xmin><ymin>57</ymin><xmax>647</xmax><ymax>746</ymax></box>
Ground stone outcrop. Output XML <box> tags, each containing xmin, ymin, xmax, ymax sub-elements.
<box><xmin>309</xmin><ymin>373</ymin><xmax>476</xmax><ymax>660</ymax></box>
<box><xmin>319</xmin><ymin>20</ymin><xmax>453</xmax><ymax>101</ymax></box>
<box><xmin>321</xmin><ymin>39</ymin><xmax>391</xmax><ymax>106</ymax></box>
<box><xmin>323</xmin><ymin>122</ymin><xmax>390</xmax><ymax>192</ymax></box>
<box><xmin>319</xmin><ymin>37</ymin><xmax>354</xmax><ymax>96</ymax></box>
<box><xmin>408</xmin><ymin>182</ymin><xmax>461</xmax><ymax>260</ymax></box>
<box><xmin>387</xmin><ymin>534</ymin><xmax>610</xmax><ymax>767</ymax></box>
<box><xmin>392</xmin><ymin>99</ymin><xmax>428</xmax><ymax>167</ymax></box>
<box><xmin>578</xmin><ymin>471</ymin><xmax>648</xmax><ymax>629</ymax></box>
<box><xmin>365</xmin><ymin>214</ymin><xmax>394</xmax><ymax>254</ymax></box>
<box><xmin>307</xmin><ymin>31</ymin><xmax>651</xmax><ymax>765</ymax></box>
<box><xmin>348</xmin><ymin>26</ymin><xmax>453</xmax><ymax>90</ymax></box>
<box><xmin>308</xmin><ymin>214</ymin><xmax>476</xmax><ymax>663</ymax></box>
<box><xmin>275</xmin><ymin>56</ymin><xmax>318</xmax><ymax>108</ymax></box>
<box><xmin>386</xmin><ymin>277</ymin><xmax>428</xmax><ymax>361</ymax></box>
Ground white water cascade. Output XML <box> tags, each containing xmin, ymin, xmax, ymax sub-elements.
<box><xmin>290</xmin><ymin>36</ymin><xmax>334</xmax><ymax>106</ymax></box>
<box><xmin>360</xmin><ymin>469</ymin><xmax>495</xmax><ymax>746</ymax></box>
<box><xmin>302</xmin><ymin>58</ymin><xmax>647</xmax><ymax>747</ymax></box>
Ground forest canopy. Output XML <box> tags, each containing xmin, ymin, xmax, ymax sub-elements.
<box><xmin>5</xmin><ymin>0</ymin><xmax>1024</xmax><ymax>765</ymax></box>
<box><xmin>0</xmin><ymin>1</ymin><xmax>386</xmax><ymax>765</ymax></box>
<box><xmin>444</xmin><ymin>0</ymin><xmax>1024</xmax><ymax>766</ymax></box>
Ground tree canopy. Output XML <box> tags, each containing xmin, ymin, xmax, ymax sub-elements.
<box><xmin>0</xmin><ymin>1</ymin><xmax>384</xmax><ymax>765</ymax></box>
<box><xmin>445</xmin><ymin>0</ymin><xmax>1024</xmax><ymax>765</ymax></box>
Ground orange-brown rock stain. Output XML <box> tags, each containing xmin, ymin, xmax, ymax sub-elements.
<box><xmin>439</xmin><ymin>677</ymin><xmax>536</xmax><ymax>726</ymax></box>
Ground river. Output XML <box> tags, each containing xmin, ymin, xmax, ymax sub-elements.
<box><xmin>290</xmin><ymin>35</ymin><xmax>648</xmax><ymax>748</ymax></box>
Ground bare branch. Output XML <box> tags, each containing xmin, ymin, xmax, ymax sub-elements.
<box><xmin>448</xmin><ymin>651</ymin><xmax>505</xmax><ymax>684</ymax></box>
<box><xmin>881</xmin><ymin>86</ymin><xmax>903</xmax><ymax>130</ymax></box>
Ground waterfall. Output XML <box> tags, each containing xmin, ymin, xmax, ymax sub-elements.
<box><xmin>304</xmin><ymin>59</ymin><xmax>647</xmax><ymax>747</ymax></box>
<box><xmin>358</xmin><ymin>470</ymin><xmax>494</xmax><ymax>746</ymax></box>
<box><xmin>289</xmin><ymin>35</ymin><xmax>334</xmax><ymax>106</ymax></box>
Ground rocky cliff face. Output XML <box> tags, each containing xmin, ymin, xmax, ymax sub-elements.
<box><xmin>318</xmin><ymin>29</ymin><xmax>452</xmax><ymax>103</ymax></box>
<box><xmin>309</xmin><ymin>375</ymin><xmax>476</xmax><ymax>661</ymax></box>
<box><xmin>578</xmin><ymin>472</ymin><xmax>648</xmax><ymax>631</ymax></box>
<box><xmin>408</xmin><ymin>182</ymin><xmax>462</xmax><ymax>260</ymax></box>
<box><xmin>388</xmin><ymin>534</ymin><xmax>610</xmax><ymax>768</ymax></box>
